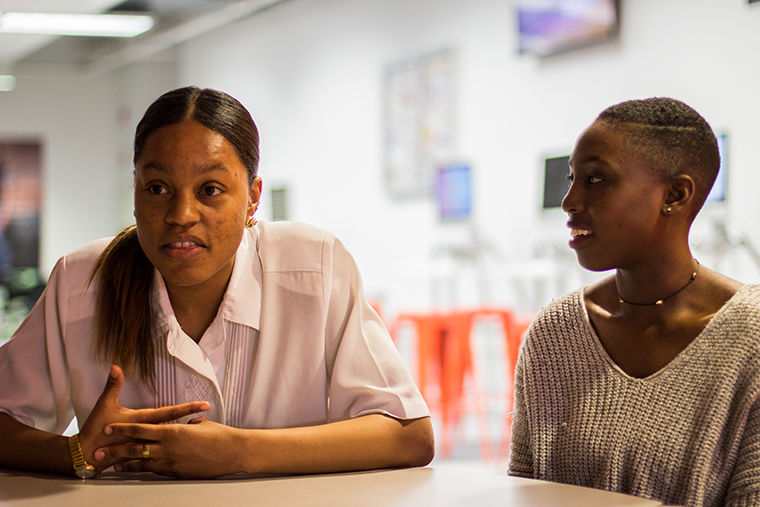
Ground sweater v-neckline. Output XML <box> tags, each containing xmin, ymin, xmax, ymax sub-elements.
<box><xmin>578</xmin><ymin>285</ymin><xmax>746</xmax><ymax>381</ymax></box>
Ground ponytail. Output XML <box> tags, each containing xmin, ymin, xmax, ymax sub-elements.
<box><xmin>90</xmin><ymin>226</ymin><xmax>156</xmax><ymax>387</ymax></box>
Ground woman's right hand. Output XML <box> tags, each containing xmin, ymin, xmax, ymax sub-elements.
<box><xmin>77</xmin><ymin>365</ymin><xmax>210</xmax><ymax>472</ymax></box>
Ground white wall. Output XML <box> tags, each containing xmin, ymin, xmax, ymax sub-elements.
<box><xmin>176</xmin><ymin>0</ymin><xmax>760</xmax><ymax>316</ymax></box>
<box><xmin>0</xmin><ymin>75</ymin><xmax>116</xmax><ymax>273</ymax></box>
<box><xmin>0</xmin><ymin>59</ymin><xmax>177</xmax><ymax>275</ymax></box>
<box><xmin>1</xmin><ymin>0</ymin><xmax>759</xmax><ymax>317</ymax></box>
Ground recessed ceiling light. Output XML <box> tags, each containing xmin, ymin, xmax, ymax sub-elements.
<box><xmin>0</xmin><ymin>12</ymin><xmax>154</xmax><ymax>38</ymax></box>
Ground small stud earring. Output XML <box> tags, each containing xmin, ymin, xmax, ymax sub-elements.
<box><xmin>664</xmin><ymin>206</ymin><xmax>673</xmax><ymax>214</ymax></box>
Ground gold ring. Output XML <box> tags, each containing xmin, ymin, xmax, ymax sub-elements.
<box><xmin>142</xmin><ymin>443</ymin><xmax>150</xmax><ymax>459</ymax></box>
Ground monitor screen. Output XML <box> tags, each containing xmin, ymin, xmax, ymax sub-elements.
<box><xmin>435</xmin><ymin>163</ymin><xmax>472</xmax><ymax>221</ymax></box>
<box><xmin>516</xmin><ymin>0</ymin><xmax>619</xmax><ymax>57</ymax></box>
<box><xmin>542</xmin><ymin>155</ymin><xmax>570</xmax><ymax>209</ymax></box>
<box><xmin>706</xmin><ymin>133</ymin><xmax>727</xmax><ymax>203</ymax></box>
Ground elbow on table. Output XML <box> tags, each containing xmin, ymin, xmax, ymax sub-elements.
<box><xmin>397</xmin><ymin>416</ymin><xmax>435</xmax><ymax>468</ymax></box>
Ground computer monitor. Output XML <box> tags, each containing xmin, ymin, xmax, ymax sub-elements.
<box><xmin>706</xmin><ymin>133</ymin><xmax>727</xmax><ymax>203</ymax></box>
<box><xmin>542</xmin><ymin>155</ymin><xmax>570</xmax><ymax>209</ymax></box>
<box><xmin>435</xmin><ymin>163</ymin><xmax>472</xmax><ymax>221</ymax></box>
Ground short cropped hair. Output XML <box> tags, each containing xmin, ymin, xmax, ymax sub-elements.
<box><xmin>597</xmin><ymin>97</ymin><xmax>720</xmax><ymax>211</ymax></box>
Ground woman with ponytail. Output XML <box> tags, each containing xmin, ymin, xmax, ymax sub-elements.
<box><xmin>0</xmin><ymin>87</ymin><xmax>433</xmax><ymax>479</ymax></box>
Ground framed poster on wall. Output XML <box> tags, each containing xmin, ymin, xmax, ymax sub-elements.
<box><xmin>384</xmin><ymin>50</ymin><xmax>456</xmax><ymax>198</ymax></box>
<box><xmin>0</xmin><ymin>140</ymin><xmax>44</xmax><ymax>343</ymax></box>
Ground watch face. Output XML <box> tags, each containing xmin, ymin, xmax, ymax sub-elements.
<box><xmin>75</xmin><ymin>465</ymin><xmax>97</xmax><ymax>479</ymax></box>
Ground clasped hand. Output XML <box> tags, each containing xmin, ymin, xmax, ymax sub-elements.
<box><xmin>79</xmin><ymin>365</ymin><xmax>239</xmax><ymax>478</ymax></box>
<box><xmin>96</xmin><ymin>415</ymin><xmax>244</xmax><ymax>478</ymax></box>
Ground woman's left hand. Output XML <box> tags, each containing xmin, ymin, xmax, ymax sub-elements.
<box><xmin>93</xmin><ymin>417</ymin><xmax>244</xmax><ymax>479</ymax></box>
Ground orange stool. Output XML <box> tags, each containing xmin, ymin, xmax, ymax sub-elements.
<box><xmin>392</xmin><ymin>309</ymin><xmax>509</xmax><ymax>459</ymax></box>
<box><xmin>391</xmin><ymin>312</ymin><xmax>474</xmax><ymax>456</ymax></box>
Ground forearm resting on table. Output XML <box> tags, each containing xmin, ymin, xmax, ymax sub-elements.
<box><xmin>0</xmin><ymin>413</ymin><xmax>72</xmax><ymax>475</ymax></box>
<box><xmin>235</xmin><ymin>414</ymin><xmax>434</xmax><ymax>475</ymax></box>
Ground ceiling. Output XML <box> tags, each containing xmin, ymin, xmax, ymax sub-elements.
<box><xmin>1</xmin><ymin>0</ymin><xmax>285</xmax><ymax>76</ymax></box>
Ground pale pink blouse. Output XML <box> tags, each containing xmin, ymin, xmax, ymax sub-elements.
<box><xmin>0</xmin><ymin>221</ymin><xmax>428</xmax><ymax>432</ymax></box>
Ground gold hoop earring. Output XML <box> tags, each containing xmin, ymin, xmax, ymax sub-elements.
<box><xmin>246</xmin><ymin>203</ymin><xmax>259</xmax><ymax>227</ymax></box>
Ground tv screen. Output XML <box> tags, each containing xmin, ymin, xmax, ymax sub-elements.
<box><xmin>516</xmin><ymin>0</ymin><xmax>619</xmax><ymax>56</ymax></box>
<box><xmin>435</xmin><ymin>163</ymin><xmax>472</xmax><ymax>221</ymax></box>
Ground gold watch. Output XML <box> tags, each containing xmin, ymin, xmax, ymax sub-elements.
<box><xmin>68</xmin><ymin>433</ymin><xmax>97</xmax><ymax>479</ymax></box>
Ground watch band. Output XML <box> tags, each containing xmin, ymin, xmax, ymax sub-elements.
<box><xmin>68</xmin><ymin>433</ymin><xmax>97</xmax><ymax>478</ymax></box>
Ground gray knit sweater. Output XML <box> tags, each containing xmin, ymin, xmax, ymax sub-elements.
<box><xmin>508</xmin><ymin>284</ymin><xmax>760</xmax><ymax>507</ymax></box>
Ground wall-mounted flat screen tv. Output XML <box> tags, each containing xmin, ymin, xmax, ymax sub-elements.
<box><xmin>517</xmin><ymin>0</ymin><xmax>620</xmax><ymax>57</ymax></box>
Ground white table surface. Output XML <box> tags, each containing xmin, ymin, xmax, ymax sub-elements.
<box><xmin>0</xmin><ymin>466</ymin><xmax>664</xmax><ymax>506</ymax></box>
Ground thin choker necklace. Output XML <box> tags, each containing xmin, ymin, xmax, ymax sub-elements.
<box><xmin>617</xmin><ymin>260</ymin><xmax>700</xmax><ymax>306</ymax></box>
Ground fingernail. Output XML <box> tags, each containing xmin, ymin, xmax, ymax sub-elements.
<box><xmin>114</xmin><ymin>464</ymin><xmax>123</xmax><ymax>472</ymax></box>
<box><xmin>104</xmin><ymin>426</ymin><xmax>113</xmax><ymax>435</ymax></box>
<box><xmin>201</xmin><ymin>402</ymin><xmax>210</xmax><ymax>410</ymax></box>
<box><xmin>94</xmin><ymin>450</ymin><xmax>105</xmax><ymax>461</ymax></box>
